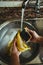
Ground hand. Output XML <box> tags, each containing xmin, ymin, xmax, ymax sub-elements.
<box><xmin>11</xmin><ymin>38</ymin><xmax>20</xmax><ymax>56</ymax></box>
<box><xmin>25</xmin><ymin>27</ymin><xmax>40</xmax><ymax>43</ymax></box>
<box><xmin>10</xmin><ymin>38</ymin><xmax>21</xmax><ymax>65</ymax></box>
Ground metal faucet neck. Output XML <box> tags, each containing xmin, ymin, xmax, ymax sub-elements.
<box><xmin>22</xmin><ymin>0</ymin><xmax>29</xmax><ymax>8</ymax></box>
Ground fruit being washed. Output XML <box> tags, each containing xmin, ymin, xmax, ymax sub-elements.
<box><xmin>16</xmin><ymin>32</ymin><xmax>31</xmax><ymax>52</ymax></box>
<box><xmin>8</xmin><ymin>30</ymin><xmax>31</xmax><ymax>55</ymax></box>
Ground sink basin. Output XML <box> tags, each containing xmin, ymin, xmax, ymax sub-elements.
<box><xmin>0</xmin><ymin>20</ymin><xmax>39</xmax><ymax>64</ymax></box>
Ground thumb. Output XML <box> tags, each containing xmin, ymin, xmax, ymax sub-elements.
<box><xmin>12</xmin><ymin>39</ymin><xmax>17</xmax><ymax>52</ymax></box>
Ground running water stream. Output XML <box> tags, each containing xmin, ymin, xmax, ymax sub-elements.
<box><xmin>21</xmin><ymin>8</ymin><xmax>25</xmax><ymax>31</ymax></box>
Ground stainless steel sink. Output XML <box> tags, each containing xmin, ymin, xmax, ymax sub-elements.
<box><xmin>35</xmin><ymin>18</ymin><xmax>43</xmax><ymax>36</ymax></box>
<box><xmin>0</xmin><ymin>19</ymin><xmax>43</xmax><ymax>65</ymax></box>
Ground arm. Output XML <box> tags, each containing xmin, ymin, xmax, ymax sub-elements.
<box><xmin>11</xmin><ymin>53</ymin><xmax>20</xmax><ymax>65</ymax></box>
<box><xmin>37</xmin><ymin>36</ymin><xmax>43</xmax><ymax>45</ymax></box>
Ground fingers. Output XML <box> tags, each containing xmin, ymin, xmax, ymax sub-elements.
<box><xmin>13</xmin><ymin>39</ymin><xmax>16</xmax><ymax>48</ymax></box>
<box><xmin>10</xmin><ymin>39</ymin><xmax>17</xmax><ymax>56</ymax></box>
<box><xmin>25</xmin><ymin>27</ymin><xmax>34</xmax><ymax>36</ymax></box>
<box><xmin>13</xmin><ymin>38</ymin><xmax>17</xmax><ymax>49</ymax></box>
<box><xmin>12</xmin><ymin>38</ymin><xmax>21</xmax><ymax>55</ymax></box>
<box><xmin>11</xmin><ymin>39</ymin><xmax>17</xmax><ymax>53</ymax></box>
<box><xmin>25</xmin><ymin>27</ymin><xmax>33</xmax><ymax>32</ymax></box>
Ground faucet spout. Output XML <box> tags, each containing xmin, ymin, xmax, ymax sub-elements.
<box><xmin>22</xmin><ymin>0</ymin><xmax>29</xmax><ymax>8</ymax></box>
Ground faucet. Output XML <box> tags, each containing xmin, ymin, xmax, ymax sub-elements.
<box><xmin>22</xmin><ymin>0</ymin><xmax>40</xmax><ymax>9</ymax></box>
<box><xmin>22</xmin><ymin>0</ymin><xmax>40</xmax><ymax>13</ymax></box>
<box><xmin>35</xmin><ymin>0</ymin><xmax>40</xmax><ymax>14</ymax></box>
<box><xmin>22</xmin><ymin>0</ymin><xmax>30</xmax><ymax>8</ymax></box>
